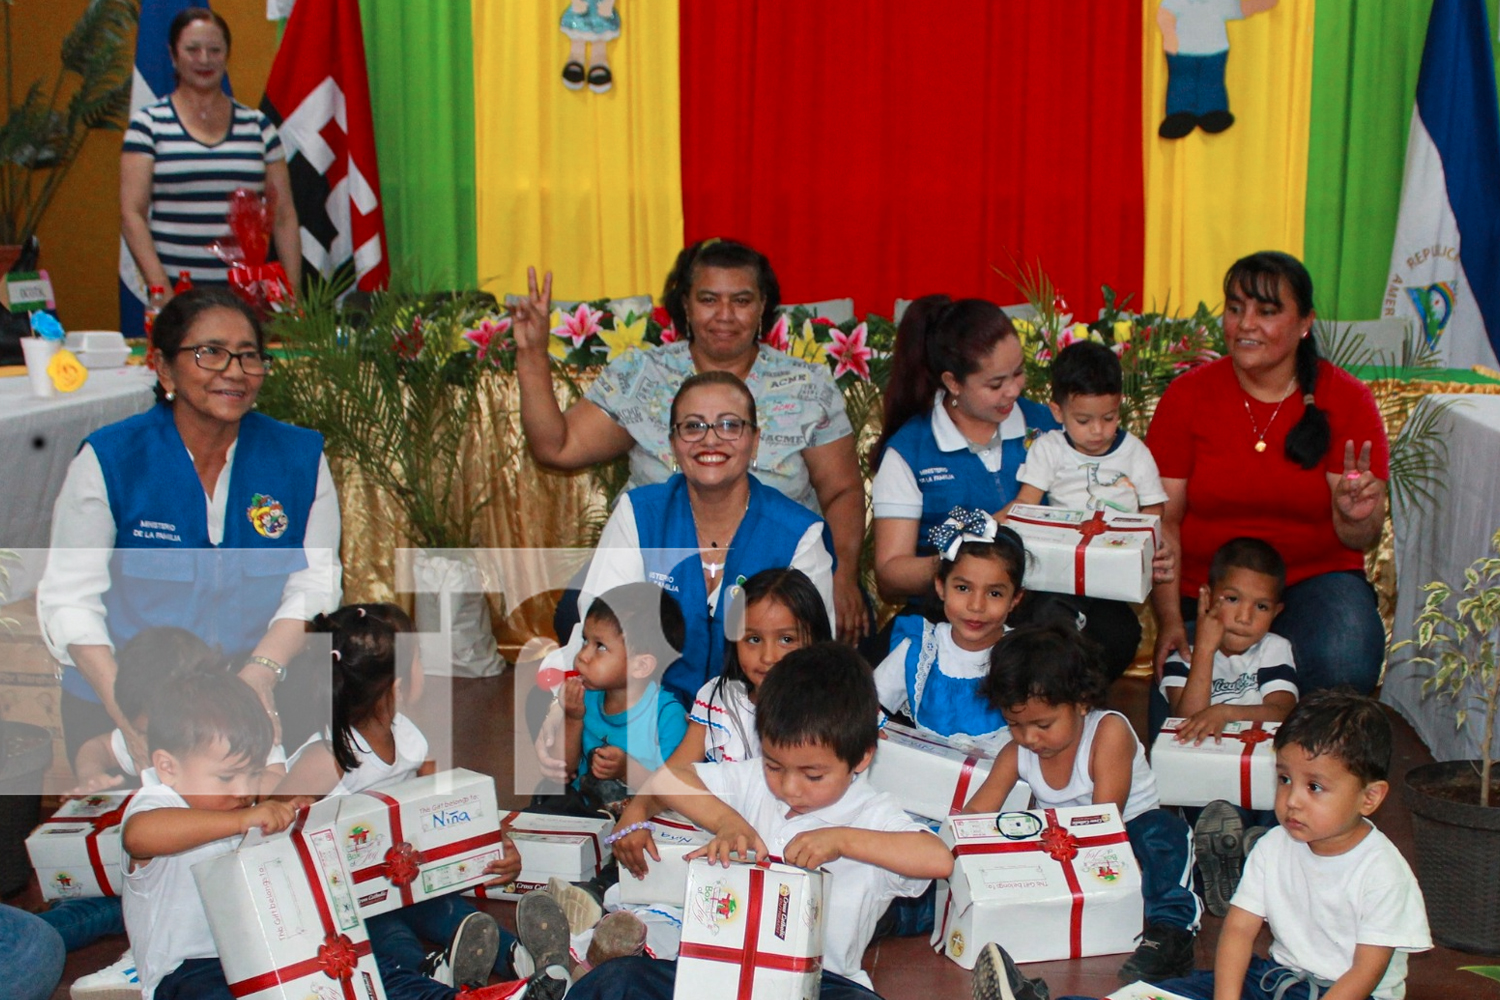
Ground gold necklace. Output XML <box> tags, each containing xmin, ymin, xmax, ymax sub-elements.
<box><xmin>1243</xmin><ymin>380</ymin><xmax>1297</xmax><ymax>453</ymax></box>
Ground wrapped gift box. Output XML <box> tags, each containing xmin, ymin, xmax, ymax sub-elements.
<box><xmin>1005</xmin><ymin>505</ymin><xmax>1160</xmax><ymax>603</ymax></box>
<box><xmin>469</xmin><ymin>811</ymin><xmax>613</xmax><ymax>901</ymax></box>
<box><xmin>1107</xmin><ymin>983</ymin><xmax>1197</xmax><ymax>1000</ymax></box>
<box><xmin>193</xmin><ymin>799</ymin><xmax>386</xmax><ymax>1000</ymax></box>
<box><xmin>618</xmin><ymin>812</ymin><xmax>713</xmax><ymax>907</ymax></box>
<box><xmin>674</xmin><ymin>858</ymin><xmax>824</xmax><ymax>1000</ymax></box>
<box><xmin>866</xmin><ymin>722</ymin><xmax>1030</xmax><ymax>820</ymax></box>
<box><xmin>339</xmin><ymin>768</ymin><xmax>504</xmax><ymax>916</ymax></box>
<box><xmin>1152</xmin><ymin>719</ymin><xmax>1279</xmax><ymax>810</ymax></box>
<box><xmin>932</xmin><ymin>805</ymin><xmax>1142</xmax><ymax>967</ymax></box>
<box><xmin>26</xmin><ymin>792</ymin><xmax>135</xmax><ymax>900</ymax></box>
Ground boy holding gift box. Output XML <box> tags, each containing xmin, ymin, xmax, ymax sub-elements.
<box><xmin>591</xmin><ymin>642</ymin><xmax>952</xmax><ymax>998</ymax></box>
<box><xmin>120</xmin><ymin>671</ymin><xmax>524</xmax><ymax>1000</ymax></box>
<box><xmin>963</xmin><ymin>624</ymin><xmax>1203</xmax><ymax>984</ymax></box>
<box><xmin>1006</xmin><ymin>340</ymin><xmax>1173</xmax><ymax>681</ymax></box>
<box><xmin>1057</xmin><ymin>692</ymin><xmax>1431</xmax><ymax>1000</ymax></box>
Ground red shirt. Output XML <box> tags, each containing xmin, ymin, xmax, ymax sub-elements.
<box><xmin>1147</xmin><ymin>357</ymin><xmax>1389</xmax><ymax>595</ymax></box>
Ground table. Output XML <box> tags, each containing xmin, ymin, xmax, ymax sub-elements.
<box><xmin>0</xmin><ymin>367</ymin><xmax>157</xmax><ymax>600</ymax></box>
<box><xmin>1382</xmin><ymin>393</ymin><xmax>1500</xmax><ymax>763</ymax></box>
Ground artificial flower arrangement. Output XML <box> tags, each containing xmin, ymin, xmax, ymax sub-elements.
<box><xmin>29</xmin><ymin>311</ymin><xmax>88</xmax><ymax>393</ymax></box>
<box><xmin>459</xmin><ymin>300</ymin><xmax>899</xmax><ymax>392</ymax></box>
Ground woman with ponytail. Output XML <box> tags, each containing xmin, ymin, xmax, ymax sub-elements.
<box><xmin>1147</xmin><ymin>251</ymin><xmax>1389</xmax><ymax>694</ymax></box>
<box><xmin>870</xmin><ymin>296</ymin><xmax>1059</xmax><ymax>605</ymax></box>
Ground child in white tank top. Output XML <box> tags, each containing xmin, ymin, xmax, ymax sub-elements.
<box><xmin>961</xmin><ymin>624</ymin><xmax>1204</xmax><ymax>983</ymax></box>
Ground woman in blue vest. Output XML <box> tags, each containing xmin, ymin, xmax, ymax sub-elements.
<box><xmin>554</xmin><ymin>370</ymin><xmax>835</xmax><ymax>712</ymax></box>
<box><xmin>870</xmin><ymin>296</ymin><xmax>1058</xmax><ymax>607</ymax></box>
<box><xmin>38</xmin><ymin>288</ymin><xmax>341</xmax><ymax>772</ymax></box>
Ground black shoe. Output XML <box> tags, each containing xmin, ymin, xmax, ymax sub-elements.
<box><xmin>1198</xmin><ymin>110</ymin><xmax>1235</xmax><ymax>133</ymax></box>
<box><xmin>1194</xmin><ymin>799</ymin><xmax>1246</xmax><ymax>917</ymax></box>
<box><xmin>1117</xmin><ymin>923</ymin><xmax>1195</xmax><ymax>983</ymax></box>
<box><xmin>971</xmin><ymin>941</ymin><xmax>1050</xmax><ymax>1000</ymax></box>
<box><xmin>587</xmin><ymin>64</ymin><xmax>613</xmax><ymax>94</ymax></box>
<box><xmin>1158</xmin><ymin>112</ymin><xmax>1198</xmax><ymax>139</ymax></box>
<box><xmin>419</xmin><ymin>910</ymin><xmax>500</xmax><ymax>989</ymax></box>
<box><xmin>1244</xmin><ymin>825</ymin><xmax>1269</xmax><ymax>857</ymax></box>
<box><xmin>562</xmin><ymin>61</ymin><xmax>586</xmax><ymax>90</ymax></box>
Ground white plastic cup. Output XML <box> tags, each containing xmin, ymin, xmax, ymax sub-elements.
<box><xmin>20</xmin><ymin>337</ymin><xmax>61</xmax><ymax>399</ymax></box>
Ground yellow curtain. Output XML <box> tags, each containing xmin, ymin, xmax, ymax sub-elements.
<box><xmin>473</xmin><ymin>1</ymin><xmax>685</xmax><ymax>302</ymax></box>
<box><xmin>1142</xmin><ymin>0</ymin><xmax>1315</xmax><ymax>310</ymax></box>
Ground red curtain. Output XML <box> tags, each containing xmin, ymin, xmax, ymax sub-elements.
<box><xmin>679</xmin><ymin>2</ymin><xmax>1144</xmax><ymax>320</ymax></box>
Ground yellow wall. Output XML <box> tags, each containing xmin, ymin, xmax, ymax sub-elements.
<box><xmin>10</xmin><ymin>1</ymin><xmax>279</xmax><ymax>330</ymax></box>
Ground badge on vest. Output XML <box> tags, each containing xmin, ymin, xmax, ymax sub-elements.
<box><xmin>246</xmin><ymin>493</ymin><xmax>289</xmax><ymax>539</ymax></box>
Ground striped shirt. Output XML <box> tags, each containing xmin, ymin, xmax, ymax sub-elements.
<box><xmin>122</xmin><ymin>97</ymin><xmax>284</xmax><ymax>283</ymax></box>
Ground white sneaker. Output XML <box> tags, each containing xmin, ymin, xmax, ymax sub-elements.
<box><xmin>70</xmin><ymin>949</ymin><xmax>142</xmax><ymax>1000</ymax></box>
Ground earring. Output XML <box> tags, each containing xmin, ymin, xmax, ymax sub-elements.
<box><xmin>949</xmin><ymin>394</ymin><xmax>960</xmax><ymax>408</ymax></box>
<box><xmin>165</xmin><ymin>390</ymin><xmax>176</xmax><ymax>401</ymax></box>
<box><xmin>752</xmin><ymin>456</ymin><xmax>758</xmax><ymax>471</ymax></box>
<box><xmin>671</xmin><ymin>459</ymin><xmax>678</xmax><ymax>473</ymax></box>
<box><xmin>1301</xmin><ymin>329</ymin><xmax>1311</xmax><ymax>339</ymax></box>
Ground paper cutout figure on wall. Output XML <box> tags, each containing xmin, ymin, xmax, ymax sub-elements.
<box><xmin>560</xmin><ymin>0</ymin><xmax>620</xmax><ymax>94</ymax></box>
<box><xmin>1157</xmin><ymin>0</ymin><xmax>1277</xmax><ymax>139</ymax></box>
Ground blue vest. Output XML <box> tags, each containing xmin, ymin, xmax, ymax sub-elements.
<box><xmin>629</xmin><ymin>474</ymin><xmax>833</xmax><ymax>706</ymax></box>
<box><xmin>883</xmin><ymin>398</ymin><xmax>1058</xmax><ymax>555</ymax></box>
<box><xmin>893</xmin><ymin>614</ymin><xmax>1008</xmax><ymax>739</ymax></box>
<box><xmin>70</xmin><ymin>405</ymin><xmax>323</xmax><ymax>701</ymax></box>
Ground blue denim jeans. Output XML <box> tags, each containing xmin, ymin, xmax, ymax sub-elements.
<box><xmin>36</xmin><ymin>895</ymin><xmax>125</xmax><ymax>951</ymax></box>
<box><xmin>0</xmin><ymin>904</ymin><xmax>66</xmax><ymax>1000</ymax></box>
<box><xmin>1126</xmin><ymin>808</ymin><xmax>1202</xmax><ymax>932</ymax></box>
<box><xmin>367</xmin><ymin>894</ymin><xmax>517</xmax><ymax>983</ymax></box>
<box><xmin>1056</xmin><ymin>954</ymin><xmax>1356</xmax><ymax>1000</ymax></box>
<box><xmin>1164</xmin><ymin>50</ymin><xmax>1229</xmax><ymax>116</ymax></box>
<box><xmin>567</xmin><ymin>955</ymin><xmax>884</xmax><ymax>999</ymax></box>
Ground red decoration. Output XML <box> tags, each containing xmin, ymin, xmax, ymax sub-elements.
<box><xmin>383</xmin><ymin>842</ymin><xmax>423</xmax><ymax>887</ymax></box>
<box><xmin>316</xmin><ymin>933</ymin><xmax>360</xmax><ymax>982</ymax></box>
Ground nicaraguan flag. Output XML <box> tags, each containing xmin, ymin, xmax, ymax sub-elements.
<box><xmin>1382</xmin><ymin>0</ymin><xmax>1500</xmax><ymax>370</ymax></box>
<box><xmin>119</xmin><ymin>1</ymin><xmax>230</xmax><ymax>337</ymax></box>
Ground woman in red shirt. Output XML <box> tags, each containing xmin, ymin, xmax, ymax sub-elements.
<box><xmin>1146</xmin><ymin>252</ymin><xmax>1388</xmax><ymax>698</ymax></box>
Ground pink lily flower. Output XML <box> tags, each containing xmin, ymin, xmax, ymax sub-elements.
<box><xmin>464</xmin><ymin>316</ymin><xmax>514</xmax><ymax>363</ymax></box>
<box><xmin>829</xmin><ymin>322</ymin><xmax>872</xmax><ymax>381</ymax></box>
<box><xmin>555</xmin><ymin>303</ymin><xmax>604</xmax><ymax>350</ymax></box>
<box><xmin>762</xmin><ymin>313</ymin><xmax>791</xmax><ymax>352</ymax></box>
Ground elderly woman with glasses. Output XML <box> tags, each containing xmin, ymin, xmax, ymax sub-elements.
<box><xmin>545</xmin><ymin>371</ymin><xmax>835</xmax><ymax>715</ymax></box>
<box><xmin>38</xmin><ymin>288</ymin><xmax>341</xmax><ymax>774</ymax></box>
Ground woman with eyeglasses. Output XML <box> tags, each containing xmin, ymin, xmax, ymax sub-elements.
<box><xmin>546</xmin><ymin>371</ymin><xmax>835</xmax><ymax>712</ymax></box>
<box><xmin>38</xmin><ymin>288</ymin><xmax>341</xmax><ymax>774</ymax></box>
<box><xmin>512</xmin><ymin>240</ymin><xmax>868</xmax><ymax>644</ymax></box>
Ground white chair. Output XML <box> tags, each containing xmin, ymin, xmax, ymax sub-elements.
<box><xmin>1316</xmin><ymin>317</ymin><xmax>1413</xmax><ymax>365</ymax></box>
<box><xmin>892</xmin><ymin>298</ymin><xmax>1038</xmax><ymax>325</ymax></box>
<box><xmin>780</xmin><ymin>297</ymin><xmax>855</xmax><ymax>323</ymax></box>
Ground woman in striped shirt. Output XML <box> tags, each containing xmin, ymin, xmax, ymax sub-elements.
<box><xmin>120</xmin><ymin>7</ymin><xmax>300</xmax><ymax>305</ymax></box>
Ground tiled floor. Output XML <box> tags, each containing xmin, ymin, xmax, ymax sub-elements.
<box><xmin>19</xmin><ymin>670</ymin><xmax>1500</xmax><ymax>999</ymax></box>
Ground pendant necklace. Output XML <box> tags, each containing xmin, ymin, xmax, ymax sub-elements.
<box><xmin>1243</xmin><ymin>380</ymin><xmax>1297</xmax><ymax>453</ymax></box>
<box><xmin>698</xmin><ymin>493</ymin><xmax>751</xmax><ymax>579</ymax></box>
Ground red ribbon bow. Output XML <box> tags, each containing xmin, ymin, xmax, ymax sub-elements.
<box><xmin>383</xmin><ymin>842</ymin><xmax>423</xmax><ymax>887</ymax></box>
<box><xmin>317</xmin><ymin>934</ymin><xmax>360</xmax><ymax>982</ymax></box>
<box><xmin>1075</xmin><ymin>512</ymin><xmax>1109</xmax><ymax>539</ymax></box>
<box><xmin>1235</xmin><ymin>726</ymin><xmax>1273</xmax><ymax>746</ymax></box>
<box><xmin>1040</xmin><ymin>821</ymin><xmax>1079</xmax><ymax>863</ymax></box>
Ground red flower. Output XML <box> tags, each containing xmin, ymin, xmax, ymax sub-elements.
<box><xmin>651</xmin><ymin>305</ymin><xmax>673</xmax><ymax>327</ymax></box>
<box><xmin>762</xmin><ymin>314</ymin><xmax>790</xmax><ymax>351</ymax></box>
<box><xmin>811</xmin><ymin>316</ymin><xmax>836</xmax><ymax>328</ymax></box>
<box><xmin>393</xmin><ymin>317</ymin><xmax>425</xmax><ymax>359</ymax></box>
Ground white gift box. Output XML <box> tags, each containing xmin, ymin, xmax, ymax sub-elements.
<box><xmin>1005</xmin><ymin>505</ymin><xmax>1160</xmax><ymax>603</ymax></box>
<box><xmin>1107</xmin><ymin>983</ymin><xmax>1197</xmax><ymax>1000</ymax></box>
<box><xmin>338</xmin><ymin>768</ymin><xmax>504</xmax><ymax>916</ymax></box>
<box><xmin>674</xmin><ymin>858</ymin><xmax>824</xmax><ymax>1000</ymax></box>
<box><xmin>932</xmin><ymin>805</ymin><xmax>1143</xmax><ymax>967</ymax></box>
<box><xmin>1152</xmin><ymin>719</ymin><xmax>1279</xmax><ymax>810</ymax></box>
<box><xmin>469</xmin><ymin>811</ymin><xmax>613</xmax><ymax>901</ymax></box>
<box><xmin>866</xmin><ymin>722</ymin><xmax>1031</xmax><ymax>820</ymax></box>
<box><xmin>618</xmin><ymin>812</ymin><xmax>713</xmax><ymax>907</ymax></box>
<box><xmin>26</xmin><ymin>792</ymin><xmax>135</xmax><ymax>900</ymax></box>
<box><xmin>193</xmin><ymin>799</ymin><xmax>386</xmax><ymax>1000</ymax></box>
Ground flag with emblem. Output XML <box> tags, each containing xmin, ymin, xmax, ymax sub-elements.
<box><xmin>260</xmin><ymin>0</ymin><xmax>390</xmax><ymax>292</ymax></box>
<box><xmin>1382</xmin><ymin>0</ymin><xmax>1500</xmax><ymax>370</ymax></box>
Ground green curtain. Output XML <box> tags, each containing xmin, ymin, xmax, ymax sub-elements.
<box><xmin>359</xmin><ymin>0</ymin><xmax>477</xmax><ymax>290</ymax></box>
<box><xmin>1305</xmin><ymin>0</ymin><xmax>1500</xmax><ymax>321</ymax></box>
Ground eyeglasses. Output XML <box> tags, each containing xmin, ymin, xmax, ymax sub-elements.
<box><xmin>177</xmin><ymin>344</ymin><xmax>274</xmax><ymax>375</ymax></box>
<box><xmin>673</xmin><ymin>417</ymin><xmax>753</xmax><ymax>442</ymax></box>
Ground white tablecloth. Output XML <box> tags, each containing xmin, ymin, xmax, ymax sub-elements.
<box><xmin>0</xmin><ymin>367</ymin><xmax>157</xmax><ymax>599</ymax></box>
<box><xmin>1382</xmin><ymin>393</ymin><xmax>1500</xmax><ymax>762</ymax></box>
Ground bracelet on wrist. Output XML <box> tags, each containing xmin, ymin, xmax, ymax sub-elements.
<box><xmin>247</xmin><ymin>655</ymin><xmax>286</xmax><ymax>684</ymax></box>
<box><xmin>604</xmin><ymin>821</ymin><xmax>655</xmax><ymax>846</ymax></box>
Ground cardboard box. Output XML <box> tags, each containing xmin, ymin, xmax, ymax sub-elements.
<box><xmin>618</xmin><ymin>812</ymin><xmax>712</xmax><ymax>908</ymax></box>
<box><xmin>932</xmin><ymin>805</ymin><xmax>1143</xmax><ymax>967</ymax></box>
<box><xmin>674</xmin><ymin>858</ymin><xmax>824</xmax><ymax>1000</ymax></box>
<box><xmin>468</xmin><ymin>811</ymin><xmax>613</xmax><ymax>901</ymax></box>
<box><xmin>866</xmin><ymin>722</ymin><xmax>1031</xmax><ymax>820</ymax></box>
<box><xmin>1107</xmin><ymin>983</ymin><xmax>1197</xmax><ymax>1000</ymax></box>
<box><xmin>193</xmin><ymin>799</ymin><xmax>386</xmax><ymax>1000</ymax></box>
<box><xmin>339</xmin><ymin>768</ymin><xmax>504</xmax><ymax>917</ymax></box>
<box><xmin>26</xmin><ymin>792</ymin><xmax>134</xmax><ymax>899</ymax></box>
<box><xmin>1152</xmin><ymin>719</ymin><xmax>1279</xmax><ymax>810</ymax></box>
<box><xmin>1005</xmin><ymin>505</ymin><xmax>1160</xmax><ymax>603</ymax></box>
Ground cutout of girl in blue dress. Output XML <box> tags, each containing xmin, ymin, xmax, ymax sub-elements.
<box><xmin>560</xmin><ymin>0</ymin><xmax>621</xmax><ymax>94</ymax></box>
<box><xmin>872</xmin><ymin>507</ymin><xmax>1028</xmax><ymax>746</ymax></box>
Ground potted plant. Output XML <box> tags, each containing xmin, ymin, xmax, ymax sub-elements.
<box><xmin>0</xmin><ymin>0</ymin><xmax>136</xmax><ymax>256</ymax></box>
<box><xmin>1394</xmin><ymin>527</ymin><xmax>1500</xmax><ymax>953</ymax></box>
